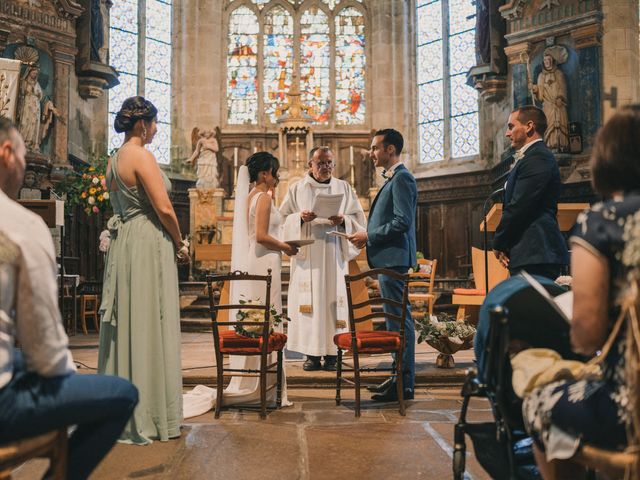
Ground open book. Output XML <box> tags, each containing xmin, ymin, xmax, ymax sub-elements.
<box><xmin>520</xmin><ymin>271</ymin><xmax>573</xmax><ymax>323</ymax></box>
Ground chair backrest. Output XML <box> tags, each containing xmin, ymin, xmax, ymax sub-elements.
<box><xmin>206</xmin><ymin>270</ymin><xmax>272</xmax><ymax>352</ymax></box>
<box><xmin>408</xmin><ymin>258</ymin><xmax>437</xmax><ymax>294</ymax></box>
<box><xmin>471</xmin><ymin>247</ymin><xmax>509</xmax><ymax>292</ymax></box>
<box><xmin>344</xmin><ymin>268</ymin><xmax>410</xmax><ymax>339</ymax></box>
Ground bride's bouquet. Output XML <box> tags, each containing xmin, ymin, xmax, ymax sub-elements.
<box><xmin>235</xmin><ymin>296</ymin><xmax>290</xmax><ymax>338</ymax></box>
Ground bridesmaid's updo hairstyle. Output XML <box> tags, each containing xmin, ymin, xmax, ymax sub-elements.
<box><xmin>114</xmin><ymin>96</ymin><xmax>158</xmax><ymax>133</ymax></box>
<box><xmin>246</xmin><ymin>152</ymin><xmax>280</xmax><ymax>183</ymax></box>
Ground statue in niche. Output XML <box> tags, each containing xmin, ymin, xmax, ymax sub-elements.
<box><xmin>530</xmin><ymin>47</ymin><xmax>569</xmax><ymax>152</ymax></box>
<box><xmin>90</xmin><ymin>0</ymin><xmax>109</xmax><ymax>63</ymax></box>
<box><xmin>17</xmin><ymin>66</ymin><xmax>43</xmax><ymax>151</ymax></box>
<box><xmin>19</xmin><ymin>170</ymin><xmax>42</xmax><ymax>200</ymax></box>
<box><xmin>185</xmin><ymin>128</ymin><xmax>220</xmax><ymax>189</ymax></box>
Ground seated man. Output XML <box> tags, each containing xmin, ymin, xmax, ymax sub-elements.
<box><xmin>0</xmin><ymin>118</ymin><xmax>138</xmax><ymax>480</ymax></box>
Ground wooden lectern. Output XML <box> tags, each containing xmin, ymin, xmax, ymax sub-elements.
<box><xmin>453</xmin><ymin>202</ymin><xmax>589</xmax><ymax>322</ymax></box>
<box><xmin>480</xmin><ymin>203</ymin><xmax>590</xmax><ymax>232</ymax></box>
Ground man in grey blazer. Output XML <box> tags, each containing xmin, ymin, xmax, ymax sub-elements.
<box><xmin>349</xmin><ymin>129</ymin><xmax>417</xmax><ymax>401</ymax></box>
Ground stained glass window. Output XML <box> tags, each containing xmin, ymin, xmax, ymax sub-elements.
<box><xmin>416</xmin><ymin>0</ymin><xmax>478</xmax><ymax>163</ymax></box>
<box><xmin>228</xmin><ymin>7</ymin><xmax>259</xmax><ymax>125</ymax></box>
<box><xmin>335</xmin><ymin>7</ymin><xmax>366</xmax><ymax>125</ymax></box>
<box><xmin>300</xmin><ymin>7</ymin><xmax>331</xmax><ymax>124</ymax></box>
<box><xmin>226</xmin><ymin>1</ymin><xmax>367</xmax><ymax>127</ymax></box>
<box><xmin>264</xmin><ymin>6</ymin><xmax>294</xmax><ymax>123</ymax></box>
<box><xmin>108</xmin><ymin>0</ymin><xmax>173</xmax><ymax>164</ymax></box>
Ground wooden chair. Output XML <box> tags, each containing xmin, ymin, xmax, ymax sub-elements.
<box><xmin>206</xmin><ymin>270</ymin><xmax>286</xmax><ymax>419</ymax></box>
<box><xmin>452</xmin><ymin>247</ymin><xmax>508</xmax><ymax>322</ymax></box>
<box><xmin>334</xmin><ymin>268</ymin><xmax>410</xmax><ymax>417</ymax></box>
<box><xmin>0</xmin><ymin>429</ymin><xmax>67</xmax><ymax>479</ymax></box>
<box><xmin>408</xmin><ymin>258</ymin><xmax>438</xmax><ymax>319</ymax></box>
<box><xmin>78</xmin><ymin>294</ymin><xmax>100</xmax><ymax>335</ymax></box>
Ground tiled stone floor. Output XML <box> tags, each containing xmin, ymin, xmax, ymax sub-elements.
<box><xmin>14</xmin><ymin>334</ymin><xmax>490</xmax><ymax>479</ymax></box>
<box><xmin>14</xmin><ymin>388</ymin><xmax>492</xmax><ymax>480</ymax></box>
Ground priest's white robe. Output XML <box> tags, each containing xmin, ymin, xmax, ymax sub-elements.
<box><xmin>280</xmin><ymin>175</ymin><xmax>366</xmax><ymax>356</ymax></box>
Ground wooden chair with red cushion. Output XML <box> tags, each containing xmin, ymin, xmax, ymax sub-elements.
<box><xmin>206</xmin><ymin>269</ymin><xmax>286</xmax><ymax>419</ymax></box>
<box><xmin>334</xmin><ymin>268</ymin><xmax>410</xmax><ymax>417</ymax></box>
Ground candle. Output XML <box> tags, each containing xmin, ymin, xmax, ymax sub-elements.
<box><xmin>234</xmin><ymin>147</ymin><xmax>238</xmax><ymax>168</ymax></box>
<box><xmin>349</xmin><ymin>145</ymin><xmax>354</xmax><ymax>167</ymax></box>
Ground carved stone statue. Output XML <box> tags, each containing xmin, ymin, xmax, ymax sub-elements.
<box><xmin>17</xmin><ymin>66</ymin><xmax>43</xmax><ymax>151</ymax></box>
<box><xmin>185</xmin><ymin>128</ymin><xmax>220</xmax><ymax>189</ymax></box>
<box><xmin>530</xmin><ymin>48</ymin><xmax>569</xmax><ymax>152</ymax></box>
<box><xmin>90</xmin><ymin>0</ymin><xmax>109</xmax><ymax>63</ymax></box>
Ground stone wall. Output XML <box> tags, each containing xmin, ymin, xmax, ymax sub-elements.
<box><xmin>601</xmin><ymin>0</ymin><xmax>640</xmax><ymax>120</ymax></box>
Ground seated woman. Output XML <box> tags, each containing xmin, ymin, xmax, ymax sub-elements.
<box><xmin>523</xmin><ymin>105</ymin><xmax>640</xmax><ymax>479</ymax></box>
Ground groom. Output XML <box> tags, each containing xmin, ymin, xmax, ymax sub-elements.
<box><xmin>348</xmin><ymin>128</ymin><xmax>417</xmax><ymax>401</ymax></box>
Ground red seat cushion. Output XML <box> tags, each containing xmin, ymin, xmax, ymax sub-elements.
<box><xmin>333</xmin><ymin>331</ymin><xmax>401</xmax><ymax>354</ymax></box>
<box><xmin>453</xmin><ymin>288</ymin><xmax>486</xmax><ymax>295</ymax></box>
<box><xmin>218</xmin><ymin>331</ymin><xmax>287</xmax><ymax>354</ymax></box>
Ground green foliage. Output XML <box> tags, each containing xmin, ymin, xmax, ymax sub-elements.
<box><xmin>57</xmin><ymin>154</ymin><xmax>111</xmax><ymax>216</ymax></box>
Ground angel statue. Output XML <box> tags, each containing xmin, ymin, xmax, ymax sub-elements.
<box><xmin>184</xmin><ymin>127</ymin><xmax>220</xmax><ymax>189</ymax></box>
<box><xmin>529</xmin><ymin>46</ymin><xmax>569</xmax><ymax>152</ymax></box>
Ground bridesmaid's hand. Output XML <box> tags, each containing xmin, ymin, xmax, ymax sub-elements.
<box><xmin>177</xmin><ymin>246</ymin><xmax>191</xmax><ymax>265</ymax></box>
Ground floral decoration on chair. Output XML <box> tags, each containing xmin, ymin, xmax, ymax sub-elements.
<box><xmin>235</xmin><ymin>295</ymin><xmax>290</xmax><ymax>338</ymax></box>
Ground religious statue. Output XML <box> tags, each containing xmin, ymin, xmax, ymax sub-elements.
<box><xmin>185</xmin><ymin>128</ymin><xmax>220</xmax><ymax>189</ymax></box>
<box><xmin>17</xmin><ymin>66</ymin><xmax>43</xmax><ymax>151</ymax></box>
<box><xmin>529</xmin><ymin>47</ymin><xmax>569</xmax><ymax>152</ymax></box>
<box><xmin>90</xmin><ymin>0</ymin><xmax>109</xmax><ymax>63</ymax></box>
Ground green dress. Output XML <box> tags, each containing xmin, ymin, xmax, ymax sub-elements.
<box><xmin>98</xmin><ymin>150</ymin><xmax>183</xmax><ymax>445</ymax></box>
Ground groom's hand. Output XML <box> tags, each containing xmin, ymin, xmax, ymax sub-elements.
<box><xmin>348</xmin><ymin>231</ymin><xmax>368</xmax><ymax>249</ymax></box>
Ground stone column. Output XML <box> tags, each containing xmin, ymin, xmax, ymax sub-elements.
<box><xmin>51</xmin><ymin>45</ymin><xmax>75</xmax><ymax>168</ymax></box>
<box><xmin>368</xmin><ymin>0</ymin><xmax>417</xmax><ymax>167</ymax></box>
<box><xmin>173</xmin><ymin>0</ymin><xmax>225</xmax><ymax>163</ymax></box>
<box><xmin>601</xmin><ymin>0</ymin><xmax>640</xmax><ymax>120</ymax></box>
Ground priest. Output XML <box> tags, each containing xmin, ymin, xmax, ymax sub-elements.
<box><xmin>280</xmin><ymin>146</ymin><xmax>366</xmax><ymax>371</ymax></box>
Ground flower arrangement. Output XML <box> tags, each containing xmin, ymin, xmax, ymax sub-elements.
<box><xmin>58</xmin><ymin>155</ymin><xmax>110</xmax><ymax>216</ymax></box>
<box><xmin>235</xmin><ymin>296</ymin><xmax>290</xmax><ymax>338</ymax></box>
<box><xmin>415</xmin><ymin>312</ymin><xmax>476</xmax><ymax>368</ymax></box>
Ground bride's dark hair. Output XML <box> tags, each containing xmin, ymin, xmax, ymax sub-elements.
<box><xmin>246</xmin><ymin>152</ymin><xmax>279</xmax><ymax>183</ymax></box>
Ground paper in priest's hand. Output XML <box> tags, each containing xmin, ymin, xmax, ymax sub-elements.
<box><xmin>310</xmin><ymin>193</ymin><xmax>344</xmax><ymax>219</ymax></box>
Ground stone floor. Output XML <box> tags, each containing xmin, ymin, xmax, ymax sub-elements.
<box><xmin>13</xmin><ymin>334</ymin><xmax>489</xmax><ymax>479</ymax></box>
<box><xmin>68</xmin><ymin>332</ymin><xmax>476</xmax><ymax>386</ymax></box>
<box><xmin>14</xmin><ymin>387</ymin><xmax>493</xmax><ymax>480</ymax></box>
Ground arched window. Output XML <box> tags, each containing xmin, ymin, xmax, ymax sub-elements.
<box><xmin>416</xmin><ymin>0</ymin><xmax>478</xmax><ymax>163</ymax></box>
<box><xmin>227</xmin><ymin>6</ymin><xmax>259</xmax><ymax>125</ymax></box>
<box><xmin>226</xmin><ymin>0</ymin><xmax>366</xmax><ymax>126</ymax></box>
<box><xmin>108</xmin><ymin>0</ymin><xmax>173</xmax><ymax>164</ymax></box>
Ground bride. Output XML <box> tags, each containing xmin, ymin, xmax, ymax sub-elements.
<box><xmin>184</xmin><ymin>152</ymin><xmax>298</xmax><ymax>417</ymax></box>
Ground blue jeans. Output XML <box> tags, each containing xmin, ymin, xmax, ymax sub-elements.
<box><xmin>0</xmin><ymin>351</ymin><xmax>138</xmax><ymax>480</ymax></box>
<box><xmin>378</xmin><ymin>269</ymin><xmax>415</xmax><ymax>390</ymax></box>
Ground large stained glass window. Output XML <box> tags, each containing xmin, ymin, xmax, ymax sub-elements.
<box><xmin>108</xmin><ymin>0</ymin><xmax>173</xmax><ymax>164</ymax></box>
<box><xmin>228</xmin><ymin>7</ymin><xmax>259</xmax><ymax>124</ymax></box>
<box><xmin>226</xmin><ymin>1</ymin><xmax>366</xmax><ymax>126</ymax></box>
<box><xmin>263</xmin><ymin>6</ymin><xmax>294</xmax><ymax>123</ymax></box>
<box><xmin>416</xmin><ymin>0</ymin><xmax>478</xmax><ymax>163</ymax></box>
<box><xmin>335</xmin><ymin>7</ymin><xmax>365</xmax><ymax>125</ymax></box>
<box><xmin>300</xmin><ymin>7</ymin><xmax>330</xmax><ymax>123</ymax></box>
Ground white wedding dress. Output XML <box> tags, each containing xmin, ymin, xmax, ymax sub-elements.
<box><xmin>183</xmin><ymin>167</ymin><xmax>290</xmax><ymax>418</ymax></box>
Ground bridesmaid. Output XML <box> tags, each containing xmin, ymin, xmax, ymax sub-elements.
<box><xmin>98</xmin><ymin>96</ymin><xmax>189</xmax><ymax>445</ymax></box>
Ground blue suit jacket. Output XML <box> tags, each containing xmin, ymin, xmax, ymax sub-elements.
<box><xmin>366</xmin><ymin>164</ymin><xmax>417</xmax><ymax>269</ymax></box>
<box><xmin>493</xmin><ymin>141</ymin><xmax>569</xmax><ymax>269</ymax></box>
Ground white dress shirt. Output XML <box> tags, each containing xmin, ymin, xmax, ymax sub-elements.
<box><xmin>0</xmin><ymin>189</ymin><xmax>75</xmax><ymax>389</ymax></box>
